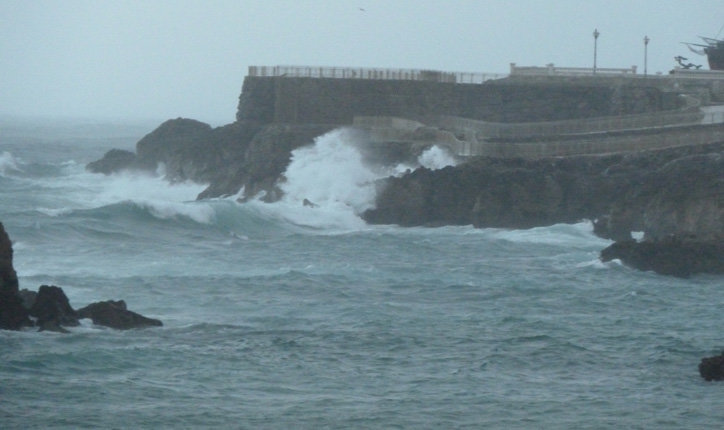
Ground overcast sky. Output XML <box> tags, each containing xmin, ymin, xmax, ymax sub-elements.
<box><xmin>1</xmin><ymin>0</ymin><xmax>722</xmax><ymax>125</ymax></box>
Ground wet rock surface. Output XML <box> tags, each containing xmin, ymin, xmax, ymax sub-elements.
<box><xmin>0</xmin><ymin>222</ymin><xmax>31</xmax><ymax>330</ymax></box>
<box><xmin>29</xmin><ymin>285</ymin><xmax>80</xmax><ymax>332</ymax></box>
<box><xmin>699</xmin><ymin>353</ymin><xmax>724</xmax><ymax>381</ymax></box>
<box><xmin>1</xmin><ymin>221</ymin><xmax>163</xmax><ymax>332</ymax></box>
<box><xmin>600</xmin><ymin>236</ymin><xmax>724</xmax><ymax>277</ymax></box>
<box><xmin>364</xmin><ymin>143</ymin><xmax>722</xmax><ymax>235</ymax></box>
<box><xmin>77</xmin><ymin>300</ymin><xmax>163</xmax><ymax>330</ymax></box>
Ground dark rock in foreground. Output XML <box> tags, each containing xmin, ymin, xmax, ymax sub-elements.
<box><xmin>77</xmin><ymin>300</ymin><xmax>163</xmax><ymax>330</ymax></box>
<box><xmin>2</xmin><ymin>222</ymin><xmax>163</xmax><ymax>332</ymax></box>
<box><xmin>699</xmin><ymin>353</ymin><xmax>724</xmax><ymax>381</ymax></box>
<box><xmin>0</xmin><ymin>222</ymin><xmax>18</xmax><ymax>291</ymax></box>
<box><xmin>0</xmin><ymin>222</ymin><xmax>31</xmax><ymax>330</ymax></box>
<box><xmin>29</xmin><ymin>285</ymin><xmax>79</xmax><ymax>332</ymax></box>
<box><xmin>600</xmin><ymin>236</ymin><xmax>724</xmax><ymax>277</ymax></box>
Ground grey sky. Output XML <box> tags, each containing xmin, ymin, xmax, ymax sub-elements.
<box><xmin>1</xmin><ymin>0</ymin><xmax>722</xmax><ymax>125</ymax></box>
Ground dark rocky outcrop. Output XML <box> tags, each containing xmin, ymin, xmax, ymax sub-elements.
<box><xmin>77</xmin><ymin>300</ymin><xmax>163</xmax><ymax>330</ymax></box>
<box><xmin>363</xmin><ymin>143</ymin><xmax>723</xmax><ymax>232</ymax></box>
<box><xmin>0</xmin><ymin>222</ymin><xmax>18</xmax><ymax>292</ymax></box>
<box><xmin>598</xmin><ymin>151</ymin><xmax>723</xmax><ymax>242</ymax></box>
<box><xmin>87</xmin><ymin>116</ymin><xmax>333</xmax><ymax>201</ymax></box>
<box><xmin>18</xmin><ymin>284</ymin><xmax>163</xmax><ymax>332</ymax></box>
<box><xmin>2</xmin><ymin>222</ymin><xmax>163</xmax><ymax>332</ymax></box>
<box><xmin>600</xmin><ymin>236</ymin><xmax>724</xmax><ymax>277</ymax></box>
<box><xmin>0</xmin><ymin>222</ymin><xmax>31</xmax><ymax>330</ymax></box>
<box><xmin>17</xmin><ymin>288</ymin><xmax>37</xmax><ymax>310</ymax></box>
<box><xmin>699</xmin><ymin>353</ymin><xmax>724</xmax><ymax>381</ymax></box>
<box><xmin>86</xmin><ymin>149</ymin><xmax>138</xmax><ymax>174</ymax></box>
<box><xmin>362</xmin><ymin>142</ymin><xmax>723</xmax><ymax>277</ymax></box>
<box><xmin>29</xmin><ymin>285</ymin><xmax>79</xmax><ymax>332</ymax></box>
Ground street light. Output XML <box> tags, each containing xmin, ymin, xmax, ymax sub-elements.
<box><xmin>593</xmin><ymin>29</ymin><xmax>600</xmax><ymax>74</ymax></box>
<box><xmin>644</xmin><ymin>35</ymin><xmax>650</xmax><ymax>76</ymax></box>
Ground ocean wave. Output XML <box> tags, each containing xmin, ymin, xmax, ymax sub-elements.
<box><xmin>269</xmin><ymin>129</ymin><xmax>458</xmax><ymax>232</ymax></box>
<box><xmin>484</xmin><ymin>220</ymin><xmax>611</xmax><ymax>248</ymax></box>
<box><xmin>0</xmin><ymin>151</ymin><xmax>22</xmax><ymax>176</ymax></box>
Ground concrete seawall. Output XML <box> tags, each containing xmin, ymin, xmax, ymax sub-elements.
<box><xmin>236</xmin><ymin>75</ymin><xmax>681</xmax><ymax>126</ymax></box>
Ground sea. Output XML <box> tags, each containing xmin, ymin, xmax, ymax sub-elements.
<box><xmin>1</xmin><ymin>118</ymin><xmax>722</xmax><ymax>429</ymax></box>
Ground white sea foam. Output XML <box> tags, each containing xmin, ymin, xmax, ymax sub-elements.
<box><xmin>26</xmin><ymin>160</ymin><xmax>212</xmax><ymax>223</ymax></box>
<box><xmin>487</xmin><ymin>220</ymin><xmax>610</xmax><ymax>247</ymax></box>
<box><xmin>92</xmin><ymin>172</ymin><xmax>206</xmax><ymax>208</ymax></box>
<box><xmin>575</xmin><ymin>258</ymin><xmax>611</xmax><ymax>269</ymax></box>
<box><xmin>36</xmin><ymin>207</ymin><xmax>74</xmax><ymax>217</ymax></box>
<box><xmin>0</xmin><ymin>151</ymin><xmax>22</xmax><ymax>176</ymax></box>
<box><xmin>256</xmin><ymin>128</ymin><xmax>392</xmax><ymax>230</ymax></box>
<box><xmin>137</xmin><ymin>200</ymin><xmax>216</xmax><ymax>224</ymax></box>
<box><xmin>418</xmin><ymin>145</ymin><xmax>457</xmax><ymax>170</ymax></box>
<box><xmin>259</xmin><ymin>128</ymin><xmax>461</xmax><ymax>230</ymax></box>
<box><xmin>280</xmin><ymin>128</ymin><xmax>380</xmax><ymax>214</ymax></box>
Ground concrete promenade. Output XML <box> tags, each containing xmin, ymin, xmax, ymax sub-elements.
<box><xmin>353</xmin><ymin>114</ymin><xmax>724</xmax><ymax>158</ymax></box>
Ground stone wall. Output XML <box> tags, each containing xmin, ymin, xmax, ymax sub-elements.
<box><xmin>236</xmin><ymin>76</ymin><xmax>681</xmax><ymax>125</ymax></box>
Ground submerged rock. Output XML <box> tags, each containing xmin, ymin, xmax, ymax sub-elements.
<box><xmin>77</xmin><ymin>300</ymin><xmax>163</xmax><ymax>330</ymax></box>
<box><xmin>699</xmin><ymin>353</ymin><xmax>724</xmax><ymax>381</ymax></box>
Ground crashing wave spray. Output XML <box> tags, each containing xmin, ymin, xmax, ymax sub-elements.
<box><xmin>280</xmin><ymin>128</ymin><xmax>380</xmax><ymax>214</ymax></box>
<box><xmin>418</xmin><ymin>145</ymin><xmax>458</xmax><ymax>170</ymax></box>
<box><xmin>260</xmin><ymin>128</ymin><xmax>458</xmax><ymax>229</ymax></box>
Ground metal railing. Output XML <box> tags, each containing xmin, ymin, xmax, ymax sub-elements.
<box><xmin>510</xmin><ymin>63</ymin><xmax>637</xmax><ymax>77</ymax></box>
<box><xmin>247</xmin><ymin>65</ymin><xmax>506</xmax><ymax>84</ymax></box>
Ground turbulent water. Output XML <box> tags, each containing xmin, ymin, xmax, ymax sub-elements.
<box><xmin>1</xmin><ymin>119</ymin><xmax>722</xmax><ymax>429</ymax></box>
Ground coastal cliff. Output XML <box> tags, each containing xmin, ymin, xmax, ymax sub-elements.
<box><xmin>86</xmin><ymin>72</ymin><xmax>722</xmax><ymax>275</ymax></box>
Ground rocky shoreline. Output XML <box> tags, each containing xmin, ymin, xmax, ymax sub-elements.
<box><xmin>88</xmin><ymin>116</ymin><xmax>723</xmax><ymax>278</ymax></box>
<box><xmin>84</xmin><ymin>74</ymin><xmax>722</xmax><ymax>279</ymax></box>
<box><xmin>0</xmin><ymin>222</ymin><xmax>162</xmax><ymax>332</ymax></box>
<box><xmin>364</xmin><ymin>143</ymin><xmax>722</xmax><ymax>277</ymax></box>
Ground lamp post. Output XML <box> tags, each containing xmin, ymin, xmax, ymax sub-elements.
<box><xmin>593</xmin><ymin>29</ymin><xmax>600</xmax><ymax>75</ymax></box>
<box><xmin>643</xmin><ymin>35</ymin><xmax>650</xmax><ymax>76</ymax></box>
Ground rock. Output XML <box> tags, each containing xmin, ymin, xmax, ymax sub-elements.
<box><xmin>639</xmin><ymin>153</ymin><xmax>723</xmax><ymax>240</ymax></box>
<box><xmin>77</xmin><ymin>300</ymin><xmax>162</xmax><ymax>330</ymax></box>
<box><xmin>0</xmin><ymin>292</ymin><xmax>31</xmax><ymax>330</ymax></box>
<box><xmin>592</xmin><ymin>215</ymin><xmax>633</xmax><ymax>242</ymax></box>
<box><xmin>0</xmin><ymin>222</ymin><xmax>31</xmax><ymax>330</ymax></box>
<box><xmin>363</xmin><ymin>155</ymin><xmax>613</xmax><ymax>228</ymax></box>
<box><xmin>363</xmin><ymin>143</ymin><xmax>723</xmax><ymax>239</ymax></box>
<box><xmin>600</xmin><ymin>235</ymin><xmax>724</xmax><ymax>277</ymax></box>
<box><xmin>699</xmin><ymin>353</ymin><xmax>724</xmax><ymax>381</ymax></box>
<box><xmin>135</xmin><ymin>118</ymin><xmax>215</xmax><ymax>179</ymax></box>
<box><xmin>0</xmin><ymin>222</ymin><xmax>18</xmax><ymax>293</ymax></box>
<box><xmin>18</xmin><ymin>288</ymin><xmax>37</xmax><ymax>309</ymax></box>
<box><xmin>29</xmin><ymin>285</ymin><xmax>79</xmax><ymax>330</ymax></box>
<box><xmin>86</xmin><ymin>149</ymin><xmax>139</xmax><ymax>174</ymax></box>
<box><xmin>597</xmin><ymin>144</ymin><xmax>722</xmax><ymax>240</ymax></box>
